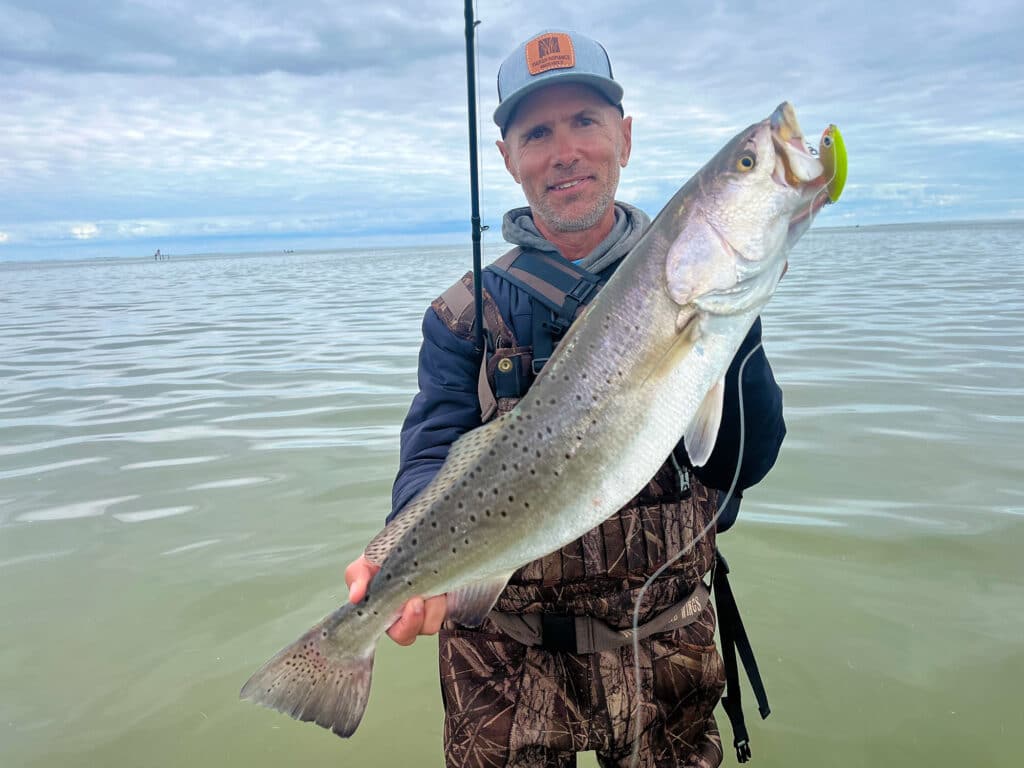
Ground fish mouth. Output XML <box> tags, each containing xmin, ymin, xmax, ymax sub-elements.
<box><xmin>770</xmin><ymin>103</ymin><xmax>825</xmax><ymax>190</ymax></box>
<box><xmin>770</xmin><ymin>102</ymin><xmax>836</xmax><ymax>227</ymax></box>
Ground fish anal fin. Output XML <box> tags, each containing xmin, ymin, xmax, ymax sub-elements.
<box><xmin>446</xmin><ymin>574</ymin><xmax>514</xmax><ymax>627</ymax></box>
<box><xmin>240</xmin><ymin>611</ymin><xmax>373</xmax><ymax>738</ymax></box>
<box><xmin>685</xmin><ymin>378</ymin><xmax>724</xmax><ymax>467</ymax></box>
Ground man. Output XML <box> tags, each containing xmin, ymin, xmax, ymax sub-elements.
<box><xmin>346</xmin><ymin>30</ymin><xmax>785</xmax><ymax>767</ymax></box>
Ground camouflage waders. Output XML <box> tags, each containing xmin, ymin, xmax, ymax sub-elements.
<box><xmin>433</xmin><ymin>255</ymin><xmax>727</xmax><ymax>767</ymax></box>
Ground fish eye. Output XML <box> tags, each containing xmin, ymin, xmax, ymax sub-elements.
<box><xmin>736</xmin><ymin>152</ymin><xmax>756</xmax><ymax>172</ymax></box>
<box><xmin>822</xmin><ymin>134</ymin><xmax>834</xmax><ymax>148</ymax></box>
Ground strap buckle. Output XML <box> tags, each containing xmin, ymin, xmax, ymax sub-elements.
<box><xmin>540</xmin><ymin>614</ymin><xmax>576</xmax><ymax>653</ymax></box>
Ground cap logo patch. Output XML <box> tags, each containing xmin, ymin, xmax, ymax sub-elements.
<box><xmin>525</xmin><ymin>33</ymin><xmax>575</xmax><ymax>76</ymax></box>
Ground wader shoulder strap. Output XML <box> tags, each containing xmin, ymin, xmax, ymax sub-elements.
<box><xmin>486</xmin><ymin>247</ymin><xmax>605</xmax><ymax>372</ymax></box>
<box><xmin>714</xmin><ymin>548</ymin><xmax>771</xmax><ymax>764</ymax></box>
<box><xmin>487</xmin><ymin>247</ymin><xmax>604</xmax><ymax>320</ymax></box>
<box><xmin>430</xmin><ymin>269</ymin><xmax>516</xmax><ymax>422</ymax></box>
<box><xmin>432</xmin><ymin>271</ymin><xmax>516</xmax><ymax>346</ymax></box>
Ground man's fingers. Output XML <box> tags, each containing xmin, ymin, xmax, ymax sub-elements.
<box><xmin>387</xmin><ymin>597</ymin><xmax>425</xmax><ymax>646</ymax></box>
<box><xmin>421</xmin><ymin>595</ymin><xmax>448</xmax><ymax>636</ymax></box>
<box><xmin>344</xmin><ymin>556</ymin><xmax>379</xmax><ymax>605</ymax></box>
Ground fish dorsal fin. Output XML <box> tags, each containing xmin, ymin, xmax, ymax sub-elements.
<box><xmin>446</xmin><ymin>573</ymin><xmax>515</xmax><ymax>628</ymax></box>
<box><xmin>364</xmin><ymin>417</ymin><xmax>507</xmax><ymax>565</ymax></box>
<box><xmin>684</xmin><ymin>378</ymin><xmax>724</xmax><ymax>467</ymax></box>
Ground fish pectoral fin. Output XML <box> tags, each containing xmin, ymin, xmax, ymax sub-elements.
<box><xmin>684</xmin><ymin>377</ymin><xmax>724</xmax><ymax>467</ymax></box>
<box><xmin>446</xmin><ymin>573</ymin><xmax>515</xmax><ymax>628</ymax></box>
<box><xmin>643</xmin><ymin>308</ymin><xmax>702</xmax><ymax>387</ymax></box>
<box><xmin>240</xmin><ymin>609</ymin><xmax>374</xmax><ymax>738</ymax></box>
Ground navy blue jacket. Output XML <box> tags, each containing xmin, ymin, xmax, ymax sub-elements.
<box><xmin>390</xmin><ymin>260</ymin><xmax>786</xmax><ymax>532</ymax></box>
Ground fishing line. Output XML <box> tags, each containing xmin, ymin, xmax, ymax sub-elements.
<box><xmin>627</xmin><ymin>340</ymin><xmax>763</xmax><ymax>768</ymax></box>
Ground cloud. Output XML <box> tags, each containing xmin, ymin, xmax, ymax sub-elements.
<box><xmin>0</xmin><ymin>231</ymin><xmax>9</xmax><ymax>243</ymax></box>
<box><xmin>0</xmin><ymin>0</ymin><xmax>1022</xmax><ymax>260</ymax></box>
<box><xmin>70</xmin><ymin>223</ymin><xmax>100</xmax><ymax>240</ymax></box>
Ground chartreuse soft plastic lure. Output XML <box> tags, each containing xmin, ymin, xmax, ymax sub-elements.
<box><xmin>820</xmin><ymin>124</ymin><xmax>847</xmax><ymax>203</ymax></box>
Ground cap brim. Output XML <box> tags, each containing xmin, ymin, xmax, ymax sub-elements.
<box><xmin>493</xmin><ymin>74</ymin><xmax>624</xmax><ymax>131</ymax></box>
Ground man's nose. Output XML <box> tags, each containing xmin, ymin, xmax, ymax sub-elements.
<box><xmin>551</xmin><ymin>129</ymin><xmax>580</xmax><ymax>167</ymax></box>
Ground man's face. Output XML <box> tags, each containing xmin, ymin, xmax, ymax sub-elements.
<box><xmin>497</xmin><ymin>83</ymin><xmax>632</xmax><ymax>234</ymax></box>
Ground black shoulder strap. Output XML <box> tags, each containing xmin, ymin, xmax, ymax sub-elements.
<box><xmin>486</xmin><ymin>247</ymin><xmax>603</xmax><ymax>321</ymax></box>
<box><xmin>714</xmin><ymin>548</ymin><xmax>771</xmax><ymax>763</ymax></box>
<box><xmin>486</xmin><ymin>247</ymin><xmax>605</xmax><ymax>371</ymax></box>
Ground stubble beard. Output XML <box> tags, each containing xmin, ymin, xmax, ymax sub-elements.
<box><xmin>532</xmin><ymin>165</ymin><xmax>620</xmax><ymax>233</ymax></box>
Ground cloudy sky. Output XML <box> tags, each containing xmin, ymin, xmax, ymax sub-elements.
<box><xmin>1</xmin><ymin>0</ymin><xmax>1021</xmax><ymax>260</ymax></box>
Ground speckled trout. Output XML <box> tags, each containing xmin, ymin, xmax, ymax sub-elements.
<box><xmin>240</xmin><ymin>102</ymin><xmax>845</xmax><ymax>737</ymax></box>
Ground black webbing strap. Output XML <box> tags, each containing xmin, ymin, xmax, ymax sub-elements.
<box><xmin>714</xmin><ymin>548</ymin><xmax>770</xmax><ymax>763</ymax></box>
<box><xmin>486</xmin><ymin>249</ymin><xmax>604</xmax><ymax>374</ymax></box>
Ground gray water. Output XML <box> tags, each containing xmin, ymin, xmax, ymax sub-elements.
<box><xmin>1</xmin><ymin>222</ymin><xmax>1021</xmax><ymax>767</ymax></box>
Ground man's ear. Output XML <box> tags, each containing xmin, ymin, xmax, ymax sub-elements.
<box><xmin>619</xmin><ymin>116</ymin><xmax>633</xmax><ymax>168</ymax></box>
<box><xmin>496</xmin><ymin>139</ymin><xmax>521</xmax><ymax>184</ymax></box>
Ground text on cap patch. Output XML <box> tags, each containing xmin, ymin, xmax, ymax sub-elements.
<box><xmin>525</xmin><ymin>33</ymin><xmax>576</xmax><ymax>75</ymax></box>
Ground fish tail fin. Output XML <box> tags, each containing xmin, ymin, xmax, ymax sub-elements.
<box><xmin>239</xmin><ymin>619</ymin><xmax>374</xmax><ymax>738</ymax></box>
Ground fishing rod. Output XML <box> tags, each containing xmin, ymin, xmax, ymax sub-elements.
<box><xmin>463</xmin><ymin>0</ymin><xmax>486</xmax><ymax>354</ymax></box>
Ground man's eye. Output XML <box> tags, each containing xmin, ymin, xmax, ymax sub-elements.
<box><xmin>527</xmin><ymin>127</ymin><xmax>548</xmax><ymax>141</ymax></box>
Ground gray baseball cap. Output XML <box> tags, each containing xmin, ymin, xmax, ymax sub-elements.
<box><xmin>494</xmin><ymin>30</ymin><xmax>623</xmax><ymax>133</ymax></box>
